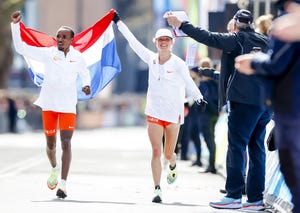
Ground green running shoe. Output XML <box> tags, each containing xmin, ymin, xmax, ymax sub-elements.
<box><xmin>47</xmin><ymin>168</ymin><xmax>58</xmax><ymax>190</ymax></box>
<box><xmin>167</xmin><ymin>166</ymin><xmax>178</xmax><ymax>184</ymax></box>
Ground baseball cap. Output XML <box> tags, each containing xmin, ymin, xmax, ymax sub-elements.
<box><xmin>233</xmin><ymin>9</ymin><xmax>253</xmax><ymax>24</ymax></box>
<box><xmin>154</xmin><ymin>28</ymin><xmax>173</xmax><ymax>39</ymax></box>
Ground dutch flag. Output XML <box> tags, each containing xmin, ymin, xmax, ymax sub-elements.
<box><xmin>19</xmin><ymin>9</ymin><xmax>121</xmax><ymax>101</ymax></box>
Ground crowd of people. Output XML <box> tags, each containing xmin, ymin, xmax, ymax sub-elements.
<box><xmin>167</xmin><ymin>7</ymin><xmax>272</xmax><ymax>211</ymax></box>
<box><xmin>234</xmin><ymin>1</ymin><xmax>300</xmax><ymax>211</ymax></box>
<box><xmin>165</xmin><ymin>0</ymin><xmax>299</xmax><ymax>211</ymax></box>
<box><xmin>9</xmin><ymin>0</ymin><xmax>300</xmax><ymax>212</ymax></box>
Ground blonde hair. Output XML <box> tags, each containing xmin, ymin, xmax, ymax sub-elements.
<box><xmin>199</xmin><ymin>57</ymin><xmax>213</xmax><ymax>68</ymax></box>
<box><xmin>255</xmin><ymin>14</ymin><xmax>273</xmax><ymax>36</ymax></box>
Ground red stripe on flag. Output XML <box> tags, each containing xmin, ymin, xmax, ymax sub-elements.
<box><xmin>20</xmin><ymin>22</ymin><xmax>56</xmax><ymax>47</ymax></box>
<box><xmin>19</xmin><ymin>9</ymin><xmax>115</xmax><ymax>52</ymax></box>
<box><xmin>73</xmin><ymin>9</ymin><xmax>115</xmax><ymax>52</ymax></box>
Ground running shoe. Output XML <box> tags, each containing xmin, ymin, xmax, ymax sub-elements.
<box><xmin>167</xmin><ymin>166</ymin><xmax>178</xmax><ymax>184</ymax></box>
<box><xmin>152</xmin><ymin>188</ymin><xmax>162</xmax><ymax>203</ymax></box>
<box><xmin>242</xmin><ymin>200</ymin><xmax>265</xmax><ymax>211</ymax></box>
<box><xmin>47</xmin><ymin>167</ymin><xmax>59</xmax><ymax>190</ymax></box>
<box><xmin>209</xmin><ymin>197</ymin><xmax>242</xmax><ymax>209</ymax></box>
<box><xmin>56</xmin><ymin>181</ymin><xmax>67</xmax><ymax>199</ymax></box>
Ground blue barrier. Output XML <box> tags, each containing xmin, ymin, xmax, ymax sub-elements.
<box><xmin>265</xmin><ymin>151</ymin><xmax>293</xmax><ymax>212</ymax></box>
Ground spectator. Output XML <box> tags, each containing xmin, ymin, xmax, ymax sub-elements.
<box><xmin>167</xmin><ymin>9</ymin><xmax>272</xmax><ymax>210</ymax></box>
<box><xmin>255</xmin><ymin>14</ymin><xmax>273</xmax><ymax>36</ymax></box>
<box><xmin>198</xmin><ymin>56</ymin><xmax>213</xmax><ymax>68</ymax></box>
<box><xmin>180</xmin><ymin>67</ymin><xmax>203</xmax><ymax>167</ymax></box>
<box><xmin>6</xmin><ymin>96</ymin><xmax>18</xmax><ymax>133</ymax></box>
<box><xmin>271</xmin><ymin>1</ymin><xmax>300</xmax><ymax>42</ymax></box>
<box><xmin>198</xmin><ymin>67</ymin><xmax>219</xmax><ymax>174</ymax></box>
<box><xmin>219</xmin><ymin>18</ymin><xmax>247</xmax><ymax>195</ymax></box>
<box><xmin>235</xmin><ymin>1</ymin><xmax>300</xmax><ymax>211</ymax></box>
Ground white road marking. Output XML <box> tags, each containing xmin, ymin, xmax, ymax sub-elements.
<box><xmin>0</xmin><ymin>154</ymin><xmax>45</xmax><ymax>178</ymax></box>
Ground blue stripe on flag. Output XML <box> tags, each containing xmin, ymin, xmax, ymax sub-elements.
<box><xmin>28</xmin><ymin>67</ymin><xmax>44</xmax><ymax>86</ymax></box>
<box><xmin>77</xmin><ymin>38</ymin><xmax>121</xmax><ymax>101</ymax></box>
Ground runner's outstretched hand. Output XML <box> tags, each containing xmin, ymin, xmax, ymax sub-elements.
<box><xmin>11</xmin><ymin>11</ymin><xmax>22</xmax><ymax>23</ymax></box>
<box><xmin>82</xmin><ymin>86</ymin><xmax>91</xmax><ymax>95</ymax></box>
<box><xmin>113</xmin><ymin>10</ymin><xmax>121</xmax><ymax>24</ymax></box>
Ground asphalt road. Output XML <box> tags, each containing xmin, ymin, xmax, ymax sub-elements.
<box><xmin>0</xmin><ymin>127</ymin><xmax>237</xmax><ymax>213</ymax></box>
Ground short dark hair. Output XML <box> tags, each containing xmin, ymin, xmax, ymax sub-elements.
<box><xmin>58</xmin><ymin>26</ymin><xmax>75</xmax><ymax>38</ymax></box>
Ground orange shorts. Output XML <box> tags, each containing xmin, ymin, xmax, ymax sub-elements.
<box><xmin>147</xmin><ymin>116</ymin><xmax>171</xmax><ymax>127</ymax></box>
<box><xmin>42</xmin><ymin>111</ymin><xmax>76</xmax><ymax>136</ymax></box>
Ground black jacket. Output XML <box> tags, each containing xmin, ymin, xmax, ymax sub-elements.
<box><xmin>179</xmin><ymin>22</ymin><xmax>270</xmax><ymax>111</ymax></box>
<box><xmin>199</xmin><ymin>79</ymin><xmax>219</xmax><ymax>116</ymax></box>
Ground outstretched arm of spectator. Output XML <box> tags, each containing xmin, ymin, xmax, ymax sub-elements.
<box><xmin>166</xmin><ymin>13</ymin><xmax>183</xmax><ymax>28</ymax></box>
<box><xmin>234</xmin><ymin>53</ymin><xmax>256</xmax><ymax>75</ymax></box>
